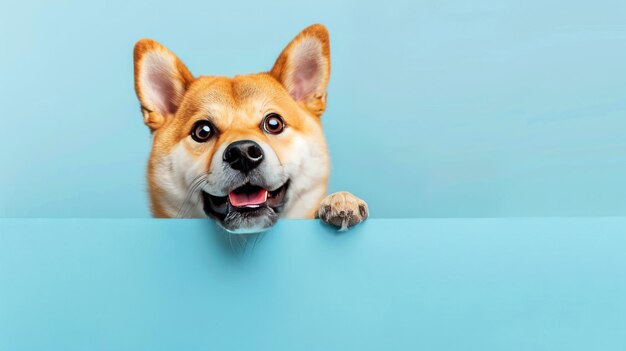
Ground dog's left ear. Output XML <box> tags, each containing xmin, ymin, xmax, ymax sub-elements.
<box><xmin>270</xmin><ymin>24</ymin><xmax>330</xmax><ymax>117</ymax></box>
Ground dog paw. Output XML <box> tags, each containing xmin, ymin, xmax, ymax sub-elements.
<box><xmin>317</xmin><ymin>192</ymin><xmax>368</xmax><ymax>231</ymax></box>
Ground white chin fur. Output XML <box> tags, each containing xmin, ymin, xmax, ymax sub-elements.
<box><xmin>222</xmin><ymin>225</ymin><xmax>272</xmax><ymax>235</ymax></box>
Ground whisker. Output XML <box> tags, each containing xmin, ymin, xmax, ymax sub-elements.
<box><xmin>256</xmin><ymin>231</ymin><xmax>267</xmax><ymax>246</ymax></box>
<box><xmin>250</xmin><ymin>233</ymin><xmax>260</xmax><ymax>252</ymax></box>
<box><xmin>185</xmin><ymin>187</ymin><xmax>206</xmax><ymax>218</ymax></box>
<box><xmin>239</xmin><ymin>236</ymin><xmax>247</xmax><ymax>253</ymax></box>
<box><xmin>176</xmin><ymin>174</ymin><xmax>208</xmax><ymax>218</ymax></box>
<box><xmin>187</xmin><ymin>182</ymin><xmax>208</xmax><ymax>217</ymax></box>
<box><xmin>180</xmin><ymin>179</ymin><xmax>207</xmax><ymax>218</ymax></box>
<box><xmin>228</xmin><ymin>232</ymin><xmax>235</xmax><ymax>253</ymax></box>
<box><xmin>176</xmin><ymin>183</ymin><xmax>200</xmax><ymax>218</ymax></box>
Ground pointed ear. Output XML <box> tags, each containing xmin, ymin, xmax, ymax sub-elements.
<box><xmin>133</xmin><ymin>39</ymin><xmax>194</xmax><ymax>130</ymax></box>
<box><xmin>270</xmin><ymin>24</ymin><xmax>331</xmax><ymax>117</ymax></box>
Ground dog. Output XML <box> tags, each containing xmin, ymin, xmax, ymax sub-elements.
<box><xmin>133</xmin><ymin>24</ymin><xmax>368</xmax><ymax>233</ymax></box>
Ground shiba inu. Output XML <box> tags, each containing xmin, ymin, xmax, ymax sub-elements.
<box><xmin>133</xmin><ymin>24</ymin><xmax>368</xmax><ymax>233</ymax></box>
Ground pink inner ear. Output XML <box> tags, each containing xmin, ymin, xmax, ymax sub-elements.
<box><xmin>141</xmin><ymin>52</ymin><xmax>182</xmax><ymax>115</ymax></box>
<box><xmin>289</xmin><ymin>40</ymin><xmax>323</xmax><ymax>101</ymax></box>
<box><xmin>291</xmin><ymin>55</ymin><xmax>319</xmax><ymax>101</ymax></box>
<box><xmin>147</xmin><ymin>69</ymin><xmax>179</xmax><ymax>115</ymax></box>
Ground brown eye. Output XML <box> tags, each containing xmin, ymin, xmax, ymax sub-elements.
<box><xmin>262</xmin><ymin>113</ymin><xmax>285</xmax><ymax>135</ymax></box>
<box><xmin>191</xmin><ymin>121</ymin><xmax>213</xmax><ymax>142</ymax></box>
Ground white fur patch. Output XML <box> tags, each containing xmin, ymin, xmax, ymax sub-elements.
<box><xmin>279</xmin><ymin>133</ymin><xmax>328</xmax><ymax>218</ymax></box>
<box><xmin>152</xmin><ymin>143</ymin><xmax>207</xmax><ymax>218</ymax></box>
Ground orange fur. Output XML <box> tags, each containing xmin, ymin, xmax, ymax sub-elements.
<box><xmin>134</xmin><ymin>25</ymin><xmax>331</xmax><ymax>219</ymax></box>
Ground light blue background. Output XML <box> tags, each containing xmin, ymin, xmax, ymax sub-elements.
<box><xmin>1</xmin><ymin>0</ymin><xmax>625</xmax><ymax>218</ymax></box>
<box><xmin>1</xmin><ymin>218</ymin><xmax>625</xmax><ymax>350</ymax></box>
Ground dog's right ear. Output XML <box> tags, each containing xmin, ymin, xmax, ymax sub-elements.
<box><xmin>133</xmin><ymin>39</ymin><xmax>194</xmax><ymax>131</ymax></box>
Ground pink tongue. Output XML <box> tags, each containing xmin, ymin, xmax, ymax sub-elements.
<box><xmin>229</xmin><ymin>189</ymin><xmax>268</xmax><ymax>207</ymax></box>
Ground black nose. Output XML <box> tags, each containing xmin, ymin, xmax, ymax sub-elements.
<box><xmin>223</xmin><ymin>140</ymin><xmax>264</xmax><ymax>173</ymax></box>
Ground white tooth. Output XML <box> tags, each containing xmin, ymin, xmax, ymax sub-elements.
<box><xmin>264</xmin><ymin>191</ymin><xmax>268</xmax><ymax>201</ymax></box>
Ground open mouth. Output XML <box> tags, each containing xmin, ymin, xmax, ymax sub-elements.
<box><xmin>202</xmin><ymin>181</ymin><xmax>289</xmax><ymax>222</ymax></box>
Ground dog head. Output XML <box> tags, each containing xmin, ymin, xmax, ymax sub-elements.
<box><xmin>133</xmin><ymin>24</ymin><xmax>331</xmax><ymax>233</ymax></box>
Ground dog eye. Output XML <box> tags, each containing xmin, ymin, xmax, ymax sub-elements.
<box><xmin>261</xmin><ymin>113</ymin><xmax>285</xmax><ymax>135</ymax></box>
<box><xmin>191</xmin><ymin>121</ymin><xmax>214</xmax><ymax>142</ymax></box>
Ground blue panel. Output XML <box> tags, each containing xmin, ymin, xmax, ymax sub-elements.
<box><xmin>1</xmin><ymin>218</ymin><xmax>625</xmax><ymax>350</ymax></box>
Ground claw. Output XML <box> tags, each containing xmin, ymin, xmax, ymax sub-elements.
<box><xmin>338</xmin><ymin>217</ymin><xmax>350</xmax><ymax>232</ymax></box>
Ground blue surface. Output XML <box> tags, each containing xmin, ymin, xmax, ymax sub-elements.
<box><xmin>1</xmin><ymin>0</ymin><xmax>626</xmax><ymax>218</ymax></box>
<box><xmin>1</xmin><ymin>218</ymin><xmax>625</xmax><ymax>350</ymax></box>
